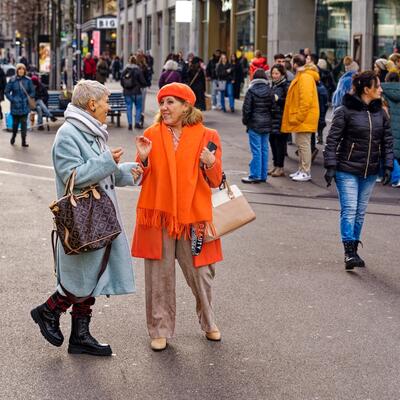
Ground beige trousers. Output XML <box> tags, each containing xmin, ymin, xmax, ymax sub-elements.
<box><xmin>144</xmin><ymin>230</ymin><xmax>217</xmax><ymax>339</ymax></box>
<box><xmin>295</xmin><ymin>132</ymin><xmax>312</xmax><ymax>173</ymax></box>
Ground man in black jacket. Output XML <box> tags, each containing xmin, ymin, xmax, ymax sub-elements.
<box><xmin>121</xmin><ymin>55</ymin><xmax>148</xmax><ymax>130</ymax></box>
<box><xmin>241</xmin><ymin>69</ymin><xmax>275</xmax><ymax>183</ymax></box>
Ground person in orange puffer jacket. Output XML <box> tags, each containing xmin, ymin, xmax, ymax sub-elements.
<box><xmin>249</xmin><ymin>50</ymin><xmax>269</xmax><ymax>80</ymax></box>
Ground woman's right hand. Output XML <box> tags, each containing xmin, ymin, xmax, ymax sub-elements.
<box><xmin>111</xmin><ymin>147</ymin><xmax>124</xmax><ymax>164</ymax></box>
<box><xmin>135</xmin><ymin>136</ymin><xmax>152</xmax><ymax>163</ymax></box>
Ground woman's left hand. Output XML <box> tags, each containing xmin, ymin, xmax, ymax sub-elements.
<box><xmin>131</xmin><ymin>165</ymin><xmax>144</xmax><ymax>181</ymax></box>
<box><xmin>200</xmin><ymin>147</ymin><xmax>216</xmax><ymax>168</ymax></box>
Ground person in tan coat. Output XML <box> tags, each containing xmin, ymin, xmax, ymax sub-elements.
<box><xmin>281</xmin><ymin>54</ymin><xmax>320</xmax><ymax>181</ymax></box>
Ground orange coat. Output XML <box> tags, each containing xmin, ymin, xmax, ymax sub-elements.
<box><xmin>131</xmin><ymin>122</ymin><xmax>223</xmax><ymax>267</ymax></box>
<box><xmin>281</xmin><ymin>67</ymin><xmax>320</xmax><ymax>133</ymax></box>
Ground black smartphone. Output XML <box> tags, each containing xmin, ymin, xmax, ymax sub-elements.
<box><xmin>207</xmin><ymin>141</ymin><xmax>217</xmax><ymax>153</ymax></box>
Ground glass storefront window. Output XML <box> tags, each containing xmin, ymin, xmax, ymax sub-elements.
<box><xmin>315</xmin><ymin>0</ymin><xmax>352</xmax><ymax>66</ymax></box>
<box><xmin>374</xmin><ymin>0</ymin><xmax>400</xmax><ymax>58</ymax></box>
<box><xmin>237</xmin><ymin>0</ymin><xmax>255</xmax><ymax>12</ymax></box>
<box><xmin>236</xmin><ymin>11</ymin><xmax>255</xmax><ymax>55</ymax></box>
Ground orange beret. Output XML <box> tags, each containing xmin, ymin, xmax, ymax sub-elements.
<box><xmin>157</xmin><ymin>83</ymin><xmax>196</xmax><ymax>106</ymax></box>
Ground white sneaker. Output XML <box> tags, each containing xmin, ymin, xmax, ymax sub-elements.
<box><xmin>376</xmin><ymin>176</ymin><xmax>383</xmax><ymax>183</ymax></box>
<box><xmin>211</xmin><ymin>105</ymin><xmax>217</xmax><ymax>110</ymax></box>
<box><xmin>292</xmin><ymin>172</ymin><xmax>312</xmax><ymax>182</ymax></box>
<box><xmin>289</xmin><ymin>170</ymin><xmax>300</xmax><ymax>178</ymax></box>
<box><xmin>391</xmin><ymin>181</ymin><xmax>400</xmax><ymax>188</ymax></box>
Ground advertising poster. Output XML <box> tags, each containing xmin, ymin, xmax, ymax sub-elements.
<box><xmin>39</xmin><ymin>43</ymin><xmax>51</xmax><ymax>73</ymax></box>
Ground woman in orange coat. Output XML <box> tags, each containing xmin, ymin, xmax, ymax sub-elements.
<box><xmin>132</xmin><ymin>83</ymin><xmax>224</xmax><ymax>351</ymax></box>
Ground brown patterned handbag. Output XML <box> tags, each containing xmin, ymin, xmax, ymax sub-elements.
<box><xmin>49</xmin><ymin>170</ymin><xmax>122</xmax><ymax>255</ymax></box>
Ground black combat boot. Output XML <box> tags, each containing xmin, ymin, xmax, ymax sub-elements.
<box><xmin>21</xmin><ymin>135</ymin><xmax>29</xmax><ymax>147</ymax></box>
<box><xmin>354</xmin><ymin>240</ymin><xmax>365</xmax><ymax>268</ymax></box>
<box><xmin>68</xmin><ymin>315</ymin><xmax>112</xmax><ymax>356</ymax></box>
<box><xmin>343</xmin><ymin>241</ymin><xmax>358</xmax><ymax>271</ymax></box>
<box><xmin>31</xmin><ymin>304</ymin><xmax>65</xmax><ymax>347</ymax></box>
<box><xmin>31</xmin><ymin>292</ymin><xmax>71</xmax><ymax>347</ymax></box>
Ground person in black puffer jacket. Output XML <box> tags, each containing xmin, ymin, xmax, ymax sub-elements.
<box><xmin>241</xmin><ymin>69</ymin><xmax>275</xmax><ymax>183</ymax></box>
<box><xmin>269</xmin><ymin>64</ymin><xmax>290</xmax><ymax>177</ymax></box>
<box><xmin>324</xmin><ymin>71</ymin><xmax>393</xmax><ymax>271</ymax></box>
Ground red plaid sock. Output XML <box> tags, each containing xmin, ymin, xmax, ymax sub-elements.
<box><xmin>45</xmin><ymin>291</ymin><xmax>71</xmax><ymax>313</ymax></box>
<box><xmin>71</xmin><ymin>297</ymin><xmax>96</xmax><ymax>318</ymax></box>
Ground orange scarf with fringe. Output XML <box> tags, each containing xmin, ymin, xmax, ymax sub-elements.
<box><xmin>136</xmin><ymin>122</ymin><xmax>214</xmax><ymax>238</ymax></box>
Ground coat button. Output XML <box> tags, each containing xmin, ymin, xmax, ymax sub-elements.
<box><xmin>105</xmin><ymin>184</ymin><xmax>108</xmax><ymax>190</ymax></box>
<box><xmin>110</xmin><ymin>184</ymin><xmax>114</xmax><ymax>190</ymax></box>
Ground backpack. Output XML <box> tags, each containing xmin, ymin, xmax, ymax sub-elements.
<box><xmin>121</xmin><ymin>68</ymin><xmax>137</xmax><ymax>89</ymax></box>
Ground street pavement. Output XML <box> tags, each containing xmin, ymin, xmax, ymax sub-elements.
<box><xmin>1</xmin><ymin>83</ymin><xmax>400</xmax><ymax>400</ymax></box>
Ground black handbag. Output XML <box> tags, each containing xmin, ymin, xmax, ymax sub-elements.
<box><xmin>50</xmin><ymin>170</ymin><xmax>122</xmax><ymax>302</ymax></box>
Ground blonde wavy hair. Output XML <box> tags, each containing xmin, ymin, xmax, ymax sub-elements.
<box><xmin>154</xmin><ymin>98</ymin><xmax>203</xmax><ymax>126</ymax></box>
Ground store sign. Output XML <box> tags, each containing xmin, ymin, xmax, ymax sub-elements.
<box><xmin>96</xmin><ymin>18</ymin><xmax>117</xmax><ymax>29</ymax></box>
<box><xmin>176</xmin><ymin>1</ymin><xmax>192</xmax><ymax>23</ymax></box>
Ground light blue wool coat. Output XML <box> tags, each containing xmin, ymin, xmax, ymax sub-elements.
<box><xmin>52</xmin><ymin>121</ymin><xmax>138</xmax><ymax>297</ymax></box>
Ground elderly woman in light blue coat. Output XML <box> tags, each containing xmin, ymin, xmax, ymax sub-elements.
<box><xmin>31</xmin><ymin>80</ymin><xmax>143</xmax><ymax>357</ymax></box>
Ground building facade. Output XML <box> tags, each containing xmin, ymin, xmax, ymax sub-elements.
<box><xmin>268</xmin><ymin>0</ymin><xmax>400</xmax><ymax>70</ymax></box>
<box><xmin>117</xmin><ymin>0</ymin><xmax>267</xmax><ymax>76</ymax></box>
<box><xmin>118</xmin><ymin>0</ymin><xmax>400</xmax><ymax>78</ymax></box>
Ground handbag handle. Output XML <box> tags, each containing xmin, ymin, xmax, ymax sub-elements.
<box><xmin>219</xmin><ymin>172</ymin><xmax>234</xmax><ymax>199</ymax></box>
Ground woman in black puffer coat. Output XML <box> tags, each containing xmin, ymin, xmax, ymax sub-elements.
<box><xmin>269</xmin><ymin>64</ymin><xmax>290</xmax><ymax>177</ymax></box>
<box><xmin>324</xmin><ymin>71</ymin><xmax>393</xmax><ymax>270</ymax></box>
<box><xmin>241</xmin><ymin>69</ymin><xmax>275</xmax><ymax>183</ymax></box>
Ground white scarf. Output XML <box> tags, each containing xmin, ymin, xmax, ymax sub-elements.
<box><xmin>64</xmin><ymin>103</ymin><xmax>109</xmax><ymax>151</ymax></box>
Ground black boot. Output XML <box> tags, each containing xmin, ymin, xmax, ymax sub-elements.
<box><xmin>10</xmin><ymin>133</ymin><xmax>16</xmax><ymax>145</ymax></box>
<box><xmin>68</xmin><ymin>315</ymin><xmax>112</xmax><ymax>356</ymax></box>
<box><xmin>354</xmin><ymin>241</ymin><xmax>365</xmax><ymax>268</ymax></box>
<box><xmin>21</xmin><ymin>136</ymin><xmax>29</xmax><ymax>147</ymax></box>
<box><xmin>30</xmin><ymin>303</ymin><xmax>64</xmax><ymax>347</ymax></box>
<box><xmin>343</xmin><ymin>241</ymin><xmax>358</xmax><ymax>271</ymax></box>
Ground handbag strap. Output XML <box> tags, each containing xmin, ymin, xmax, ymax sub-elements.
<box><xmin>51</xmin><ymin>229</ymin><xmax>112</xmax><ymax>303</ymax></box>
<box><xmin>19</xmin><ymin>80</ymin><xmax>30</xmax><ymax>99</ymax></box>
<box><xmin>189</xmin><ymin>71</ymin><xmax>200</xmax><ymax>87</ymax></box>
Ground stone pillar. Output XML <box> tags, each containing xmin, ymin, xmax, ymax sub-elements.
<box><xmin>268</xmin><ymin>0</ymin><xmax>315</xmax><ymax>62</ymax></box>
<box><xmin>189</xmin><ymin>0</ymin><xmax>200</xmax><ymax>56</ymax></box>
<box><xmin>351</xmin><ymin>0</ymin><xmax>374</xmax><ymax>70</ymax></box>
<box><xmin>161</xmin><ymin>0</ymin><xmax>169</xmax><ymax>64</ymax></box>
<box><xmin>151</xmin><ymin>0</ymin><xmax>160</xmax><ymax>77</ymax></box>
<box><xmin>229</xmin><ymin>0</ymin><xmax>237</xmax><ymax>55</ymax></box>
<box><xmin>131</xmin><ymin>2</ymin><xmax>137</xmax><ymax>53</ymax></box>
<box><xmin>123</xmin><ymin>0</ymin><xmax>129</xmax><ymax>64</ymax></box>
<box><xmin>116</xmin><ymin>6</ymin><xmax>122</xmax><ymax>57</ymax></box>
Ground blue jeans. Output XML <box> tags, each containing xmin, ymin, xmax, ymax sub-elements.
<box><xmin>36</xmin><ymin>99</ymin><xmax>53</xmax><ymax>126</ymax></box>
<box><xmin>125</xmin><ymin>94</ymin><xmax>143</xmax><ymax>125</ymax></box>
<box><xmin>335</xmin><ymin>171</ymin><xmax>377</xmax><ymax>242</ymax></box>
<box><xmin>247</xmin><ymin>129</ymin><xmax>269</xmax><ymax>181</ymax></box>
<box><xmin>219</xmin><ymin>82</ymin><xmax>234</xmax><ymax>111</ymax></box>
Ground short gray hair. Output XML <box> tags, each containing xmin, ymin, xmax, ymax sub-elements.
<box><xmin>71</xmin><ymin>80</ymin><xmax>110</xmax><ymax>109</ymax></box>
<box><xmin>164</xmin><ymin>60</ymin><xmax>178</xmax><ymax>71</ymax></box>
